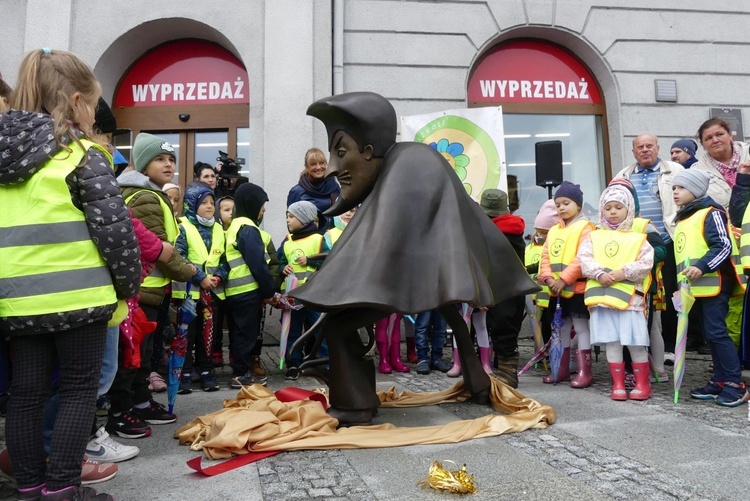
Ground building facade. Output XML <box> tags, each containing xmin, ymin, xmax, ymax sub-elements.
<box><xmin>3</xmin><ymin>0</ymin><xmax>749</xmax><ymax>238</ymax></box>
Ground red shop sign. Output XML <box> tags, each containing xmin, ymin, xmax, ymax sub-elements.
<box><xmin>114</xmin><ymin>40</ymin><xmax>249</xmax><ymax>107</ymax></box>
<box><xmin>467</xmin><ymin>40</ymin><xmax>601</xmax><ymax>104</ymax></box>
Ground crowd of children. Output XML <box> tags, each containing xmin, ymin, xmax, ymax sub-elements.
<box><xmin>2</xmin><ymin>47</ymin><xmax>750</xmax><ymax>501</ymax></box>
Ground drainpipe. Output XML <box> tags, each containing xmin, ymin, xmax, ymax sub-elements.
<box><xmin>332</xmin><ymin>0</ymin><xmax>344</xmax><ymax>94</ymax></box>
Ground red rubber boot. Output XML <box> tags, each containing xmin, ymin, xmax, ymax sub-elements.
<box><xmin>629</xmin><ymin>361</ymin><xmax>652</xmax><ymax>400</ymax></box>
<box><xmin>406</xmin><ymin>336</ymin><xmax>418</xmax><ymax>363</ymax></box>
<box><xmin>570</xmin><ymin>349</ymin><xmax>593</xmax><ymax>388</ymax></box>
<box><xmin>609</xmin><ymin>362</ymin><xmax>627</xmax><ymax>401</ymax></box>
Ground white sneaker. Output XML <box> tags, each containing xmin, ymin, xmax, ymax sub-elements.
<box><xmin>86</xmin><ymin>426</ymin><xmax>140</xmax><ymax>463</ymax></box>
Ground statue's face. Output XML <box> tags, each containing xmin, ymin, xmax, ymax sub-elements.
<box><xmin>324</xmin><ymin>130</ymin><xmax>382</xmax><ymax>215</ymax></box>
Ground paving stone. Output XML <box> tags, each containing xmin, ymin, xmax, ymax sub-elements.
<box><xmin>308</xmin><ymin>487</ymin><xmax>334</xmax><ymax>497</ymax></box>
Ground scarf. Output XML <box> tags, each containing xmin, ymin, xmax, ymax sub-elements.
<box><xmin>707</xmin><ymin>142</ymin><xmax>741</xmax><ymax>188</ymax></box>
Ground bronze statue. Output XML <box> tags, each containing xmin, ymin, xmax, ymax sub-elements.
<box><xmin>290</xmin><ymin>92</ymin><xmax>539</xmax><ymax>426</ymax></box>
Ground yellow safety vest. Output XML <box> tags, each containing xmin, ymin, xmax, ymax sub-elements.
<box><xmin>172</xmin><ymin>220</ymin><xmax>226</xmax><ymax>300</ymax></box>
<box><xmin>584</xmin><ymin>230</ymin><xmax>649</xmax><ymax>310</ymax></box>
<box><xmin>327</xmin><ymin>227</ymin><xmax>343</xmax><ymax>246</ymax></box>
<box><xmin>124</xmin><ymin>189</ymin><xmax>179</xmax><ymax>288</ymax></box>
<box><xmin>0</xmin><ymin>139</ymin><xmax>117</xmax><ymax>317</ymax></box>
<box><xmin>739</xmin><ymin>201</ymin><xmax>750</xmax><ymax>272</ymax></box>
<box><xmin>674</xmin><ymin>207</ymin><xmax>746</xmax><ymax>298</ymax></box>
<box><xmin>282</xmin><ymin>233</ymin><xmax>324</xmax><ymax>288</ymax></box>
<box><xmin>525</xmin><ymin>242</ymin><xmax>551</xmax><ymax>307</ymax></box>
<box><xmin>259</xmin><ymin>229</ymin><xmax>272</xmax><ymax>264</ymax></box>
<box><xmin>224</xmin><ymin>217</ymin><xmax>262</xmax><ymax>296</ymax></box>
<box><xmin>631</xmin><ymin>217</ymin><xmax>666</xmax><ymax>310</ymax></box>
<box><xmin>546</xmin><ymin>219</ymin><xmax>592</xmax><ymax>298</ymax></box>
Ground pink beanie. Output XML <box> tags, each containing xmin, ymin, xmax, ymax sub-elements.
<box><xmin>534</xmin><ymin>199</ymin><xmax>558</xmax><ymax>231</ymax></box>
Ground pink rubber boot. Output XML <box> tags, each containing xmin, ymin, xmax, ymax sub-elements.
<box><xmin>388</xmin><ymin>316</ymin><xmax>410</xmax><ymax>372</ymax></box>
<box><xmin>447</xmin><ymin>348</ymin><xmax>462</xmax><ymax>377</ymax></box>
<box><xmin>479</xmin><ymin>347</ymin><xmax>493</xmax><ymax>374</ymax></box>
<box><xmin>570</xmin><ymin>349</ymin><xmax>593</xmax><ymax>388</ymax></box>
<box><xmin>375</xmin><ymin>318</ymin><xmax>392</xmax><ymax>374</ymax></box>
<box><xmin>542</xmin><ymin>347</ymin><xmax>571</xmax><ymax>383</ymax></box>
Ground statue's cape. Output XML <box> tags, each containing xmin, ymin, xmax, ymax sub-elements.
<box><xmin>290</xmin><ymin>142</ymin><xmax>540</xmax><ymax>313</ymax></box>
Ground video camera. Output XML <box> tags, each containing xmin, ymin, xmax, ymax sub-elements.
<box><xmin>216</xmin><ymin>150</ymin><xmax>247</xmax><ymax>197</ymax></box>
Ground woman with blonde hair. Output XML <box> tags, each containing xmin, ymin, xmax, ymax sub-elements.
<box><xmin>286</xmin><ymin>147</ymin><xmax>340</xmax><ymax>232</ymax></box>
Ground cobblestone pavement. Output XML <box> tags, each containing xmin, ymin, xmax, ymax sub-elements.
<box><xmin>1</xmin><ymin>332</ymin><xmax>748</xmax><ymax>500</ymax></box>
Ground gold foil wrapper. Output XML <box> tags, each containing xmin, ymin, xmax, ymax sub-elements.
<box><xmin>418</xmin><ymin>460</ymin><xmax>477</xmax><ymax>494</ymax></box>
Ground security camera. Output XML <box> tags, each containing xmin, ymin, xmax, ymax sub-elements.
<box><xmin>178</xmin><ymin>114</ymin><xmax>190</xmax><ymax>122</ymax></box>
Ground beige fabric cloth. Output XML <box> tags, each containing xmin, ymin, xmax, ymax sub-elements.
<box><xmin>175</xmin><ymin>378</ymin><xmax>556</xmax><ymax>460</ymax></box>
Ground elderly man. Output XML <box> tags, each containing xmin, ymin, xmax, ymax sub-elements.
<box><xmin>615</xmin><ymin>134</ymin><xmax>685</xmax><ymax>354</ymax></box>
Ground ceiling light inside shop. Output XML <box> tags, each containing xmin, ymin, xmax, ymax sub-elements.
<box><xmin>196</xmin><ymin>142</ymin><xmax>228</xmax><ymax>147</ymax></box>
<box><xmin>504</xmin><ymin>134</ymin><xmax>531</xmax><ymax>139</ymax></box>
<box><xmin>534</xmin><ymin>133</ymin><xmax>570</xmax><ymax>138</ymax></box>
<box><xmin>508</xmin><ymin>162</ymin><xmax>572</xmax><ymax>167</ymax></box>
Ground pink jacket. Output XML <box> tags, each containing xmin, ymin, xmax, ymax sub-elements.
<box><xmin>130</xmin><ymin>209</ymin><xmax>164</xmax><ymax>278</ymax></box>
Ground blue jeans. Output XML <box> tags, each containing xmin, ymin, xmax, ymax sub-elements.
<box><xmin>98</xmin><ymin>326</ymin><xmax>119</xmax><ymax>397</ymax></box>
<box><xmin>414</xmin><ymin>310</ymin><xmax>447</xmax><ymax>362</ymax></box>
<box><xmin>286</xmin><ymin>307</ymin><xmax>328</xmax><ymax>368</ymax></box>
<box><xmin>700</xmin><ymin>291</ymin><xmax>741</xmax><ymax>384</ymax></box>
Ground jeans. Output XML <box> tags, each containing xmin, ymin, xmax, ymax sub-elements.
<box><xmin>700</xmin><ymin>291</ymin><xmax>742</xmax><ymax>384</ymax></box>
<box><xmin>414</xmin><ymin>310</ymin><xmax>446</xmax><ymax>362</ymax></box>
<box><xmin>286</xmin><ymin>307</ymin><xmax>328</xmax><ymax>368</ymax></box>
<box><xmin>98</xmin><ymin>326</ymin><xmax>119</xmax><ymax>397</ymax></box>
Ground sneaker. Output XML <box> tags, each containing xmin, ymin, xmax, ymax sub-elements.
<box><xmin>200</xmin><ymin>372</ymin><xmax>219</xmax><ymax>392</ymax></box>
<box><xmin>178</xmin><ymin>373</ymin><xmax>193</xmax><ymax>395</ymax></box>
<box><xmin>416</xmin><ymin>359</ymin><xmax>430</xmax><ymax>375</ymax></box>
<box><xmin>132</xmin><ymin>400</ymin><xmax>177</xmax><ymax>425</ymax></box>
<box><xmin>251</xmin><ymin>355</ymin><xmax>268</xmax><ymax>380</ymax></box>
<box><xmin>690</xmin><ymin>381</ymin><xmax>724</xmax><ymax>400</ymax></box>
<box><xmin>283</xmin><ymin>367</ymin><xmax>300</xmax><ymax>381</ymax></box>
<box><xmin>232</xmin><ymin>372</ymin><xmax>266</xmax><ymax>388</ymax></box>
<box><xmin>430</xmin><ymin>358</ymin><xmax>452</xmax><ymax>373</ymax></box>
<box><xmin>650</xmin><ymin>370</ymin><xmax>669</xmax><ymax>383</ymax></box>
<box><xmin>624</xmin><ymin>373</ymin><xmax>636</xmax><ymax>390</ymax></box>
<box><xmin>41</xmin><ymin>485</ymin><xmax>115</xmax><ymax>501</ymax></box>
<box><xmin>663</xmin><ymin>352</ymin><xmax>675</xmax><ymax>366</ymax></box>
<box><xmin>86</xmin><ymin>427</ymin><xmax>139</xmax><ymax>462</ymax></box>
<box><xmin>95</xmin><ymin>395</ymin><xmax>111</xmax><ymax>417</ymax></box>
<box><xmin>715</xmin><ymin>382</ymin><xmax>750</xmax><ymax>407</ymax></box>
<box><xmin>80</xmin><ymin>458</ymin><xmax>118</xmax><ymax>485</ymax></box>
<box><xmin>106</xmin><ymin>410</ymin><xmax>152</xmax><ymax>439</ymax></box>
<box><xmin>212</xmin><ymin>351</ymin><xmax>224</xmax><ymax>367</ymax></box>
<box><xmin>147</xmin><ymin>371</ymin><xmax>167</xmax><ymax>393</ymax></box>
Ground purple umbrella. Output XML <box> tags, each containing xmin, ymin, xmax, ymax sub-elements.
<box><xmin>549</xmin><ymin>302</ymin><xmax>564</xmax><ymax>385</ymax></box>
<box><xmin>168</xmin><ymin>283</ymin><xmax>197</xmax><ymax>414</ymax></box>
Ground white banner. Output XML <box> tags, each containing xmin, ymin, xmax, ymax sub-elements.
<box><xmin>401</xmin><ymin>107</ymin><xmax>506</xmax><ymax>197</ymax></box>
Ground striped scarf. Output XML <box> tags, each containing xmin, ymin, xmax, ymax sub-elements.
<box><xmin>707</xmin><ymin>142</ymin><xmax>741</xmax><ymax>188</ymax></box>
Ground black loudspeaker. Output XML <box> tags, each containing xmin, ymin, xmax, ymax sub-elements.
<box><xmin>535</xmin><ymin>140</ymin><xmax>563</xmax><ymax>188</ymax></box>
<box><xmin>507</xmin><ymin>174</ymin><xmax>519</xmax><ymax>212</ymax></box>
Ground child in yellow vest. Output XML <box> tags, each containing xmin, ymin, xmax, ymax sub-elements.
<box><xmin>537</xmin><ymin>182</ymin><xmax>595</xmax><ymax>387</ymax></box>
<box><xmin>224</xmin><ymin>183</ymin><xmax>277</xmax><ymax>388</ymax></box>
<box><xmin>525</xmin><ymin>199</ymin><xmax>559</xmax><ymax>346</ymax></box>
<box><xmin>672</xmin><ymin>170</ymin><xmax>749</xmax><ymax>407</ymax></box>
<box><xmin>325</xmin><ymin>206</ymin><xmax>357</xmax><ymax>247</ymax></box>
<box><xmin>278</xmin><ymin>201</ymin><xmax>332</xmax><ymax>380</ymax></box>
<box><xmin>578</xmin><ymin>185</ymin><xmax>654</xmax><ymax>400</ymax></box>
<box><xmin>174</xmin><ymin>182</ymin><xmax>229</xmax><ymax>393</ymax></box>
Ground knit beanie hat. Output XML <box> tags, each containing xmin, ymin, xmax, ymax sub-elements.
<box><xmin>554</xmin><ymin>181</ymin><xmax>583</xmax><ymax>207</ymax></box>
<box><xmin>533</xmin><ymin>199</ymin><xmax>559</xmax><ymax>231</ymax></box>
<box><xmin>287</xmin><ymin>201</ymin><xmax>318</xmax><ymax>226</ymax></box>
<box><xmin>608</xmin><ymin>177</ymin><xmax>641</xmax><ymax>216</ymax></box>
<box><xmin>161</xmin><ymin>182</ymin><xmax>180</xmax><ymax>195</ymax></box>
<box><xmin>133</xmin><ymin>132</ymin><xmax>176</xmax><ymax>173</ymax></box>
<box><xmin>672</xmin><ymin>169</ymin><xmax>709</xmax><ymax>199</ymax></box>
<box><xmin>671</xmin><ymin>139</ymin><xmax>698</xmax><ymax>157</ymax></box>
<box><xmin>479</xmin><ymin>189</ymin><xmax>509</xmax><ymax>217</ymax></box>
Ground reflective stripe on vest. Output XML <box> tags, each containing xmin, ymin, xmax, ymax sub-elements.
<box><xmin>0</xmin><ymin>139</ymin><xmax>117</xmax><ymax>317</ymax></box>
<box><xmin>125</xmin><ymin>189</ymin><xmax>179</xmax><ymax>288</ymax></box>
<box><xmin>259</xmin><ymin>229</ymin><xmax>272</xmax><ymax>263</ymax></box>
<box><xmin>740</xmin><ymin>201</ymin><xmax>750</xmax><ymax>271</ymax></box>
<box><xmin>674</xmin><ymin>207</ymin><xmax>746</xmax><ymax>298</ymax></box>
<box><xmin>584</xmin><ymin>230</ymin><xmax>649</xmax><ymax>310</ymax></box>
<box><xmin>172</xmin><ymin>221</ymin><xmax>226</xmax><ymax>300</ymax></box>
<box><xmin>224</xmin><ymin>217</ymin><xmax>259</xmax><ymax>296</ymax></box>
<box><xmin>525</xmin><ymin>242</ymin><xmax>550</xmax><ymax>306</ymax></box>
<box><xmin>546</xmin><ymin>219</ymin><xmax>592</xmax><ymax>298</ymax></box>
<box><xmin>282</xmin><ymin>233</ymin><xmax>324</xmax><ymax>289</ymax></box>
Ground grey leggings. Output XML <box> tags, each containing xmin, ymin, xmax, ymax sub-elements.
<box><xmin>6</xmin><ymin>321</ymin><xmax>106</xmax><ymax>491</ymax></box>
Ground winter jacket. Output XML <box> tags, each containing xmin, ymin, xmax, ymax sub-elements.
<box><xmin>286</xmin><ymin>175</ymin><xmax>340</xmax><ymax>232</ymax></box>
<box><xmin>0</xmin><ymin>110</ymin><xmax>141</xmax><ymax>334</ymax></box>
<box><xmin>117</xmin><ymin>170</ymin><xmax>194</xmax><ymax>305</ymax></box>
<box><xmin>131</xmin><ymin>210</ymin><xmax>164</xmax><ymax>278</ymax></box>
<box><xmin>175</xmin><ymin>182</ymin><xmax>229</xmax><ymax>287</ymax></box>
<box><xmin>674</xmin><ymin>196</ymin><xmax>737</xmax><ymax>293</ymax></box>
<box><xmin>692</xmin><ymin>141</ymin><xmax>749</xmax><ymax>210</ymax></box>
<box><xmin>614</xmin><ymin>159</ymin><xmax>685</xmax><ymax>238</ymax></box>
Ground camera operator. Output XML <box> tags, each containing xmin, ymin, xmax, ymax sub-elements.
<box><xmin>212</xmin><ymin>151</ymin><xmax>248</xmax><ymax>198</ymax></box>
